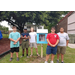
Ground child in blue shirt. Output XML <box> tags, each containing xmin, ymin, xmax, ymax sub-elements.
<box><xmin>9</xmin><ymin>26</ymin><xmax>20</xmax><ymax>61</ymax></box>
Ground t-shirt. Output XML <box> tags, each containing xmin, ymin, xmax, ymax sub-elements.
<box><xmin>9</xmin><ymin>32</ymin><xmax>21</xmax><ymax>48</ymax></box>
<box><xmin>57</xmin><ymin>32</ymin><xmax>69</xmax><ymax>46</ymax></box>
<box><xmin>29</xmin><ymin>32</ymin><xmax>37</xmax><ymax>43</ymax></box>
<box><xmin>21</xmin><ymin>33</ymin><xmax>29</xmax><ymax>41</ymax></box>
<box><xmin>46</xmin><ymin>33</ymin><xmax>59</xmax><ymax>46</ymax></box>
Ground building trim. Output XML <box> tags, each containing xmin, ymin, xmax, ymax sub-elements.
<box><xmin>68</xmin><ymin>22</ymin><xmax>75</xmax><ymax>25</ymax></box>
<box><xmin>58</xmin><ymin>11</ymin><xmax>74</xmax><ymax>24</ymax></box>
<box><xmin>67</xmin><ymin>29</ymin><xmax>75</xmax><ymax>31</ymax></box>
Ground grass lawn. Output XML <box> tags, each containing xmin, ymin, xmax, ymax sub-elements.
<box><xmin>2</xmin><ymin>34</ymin><xmax>9</xmax><ymax>38</ymax></box>
<box><xmin>0</xmin><ymin>44</ymin><xmax>75</xmax><ymax>63</ymax></box>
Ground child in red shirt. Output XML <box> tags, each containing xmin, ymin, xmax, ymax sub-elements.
<box><xmin>45</xmin><ymin>27</ymin><xmax>59</xmax><ymax>63</ymax></box>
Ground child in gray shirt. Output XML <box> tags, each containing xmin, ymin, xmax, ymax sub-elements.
<box><xmin>57</xmin><ymin>27</ymin><xmax>69</xmax><ymax>63</ymax></box>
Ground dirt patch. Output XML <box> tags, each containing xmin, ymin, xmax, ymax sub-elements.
<box><xmin>29</xmin><ymin>56</ymin><xmax>46</xmax><ymax>63</ymax></box>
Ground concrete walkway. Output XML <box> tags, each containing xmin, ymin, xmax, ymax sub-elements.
<box><xmin>68</xmin><ymin>43</ymin><xmax>75</xmax><ymax>48</ymax></box>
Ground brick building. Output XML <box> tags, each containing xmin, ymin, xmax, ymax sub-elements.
<box><xmin>55</xmin><ymin>11</ymin><xmax>75</xmax><ymax>43</ymax></box>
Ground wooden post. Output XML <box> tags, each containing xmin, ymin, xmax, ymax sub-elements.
<box><xmin>41</xmin><ymin>44</ymin><xmax>43</xmax><ymax>58</ymax></box>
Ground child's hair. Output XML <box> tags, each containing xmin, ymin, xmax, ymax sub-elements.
<box><xmin>60</xmin><ymin>27</ymin><xmax>64</xmax><ymax>29</ymax></box>
<box><xmin>12</xmin><ymin>26</ymin><xmax>16</xmax><ymax>29</ymax></box>
<box><xmin>31</xmin><ymin>27</ymin><xmax>34</xmax><ymax>31</ymax></box>
<box><xmin>51</xmin><ymin>27</ymin><xmax>55</xmax><ymax>30</ymax></box>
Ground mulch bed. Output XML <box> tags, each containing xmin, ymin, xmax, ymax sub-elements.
<box><xmin>0</xmin><ymin>38</ymin><xmax>22</xmax><ymax>55</ymax></box>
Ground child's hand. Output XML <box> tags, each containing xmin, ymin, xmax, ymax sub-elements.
<box><xmin>52</xmin><ymin>44</ymin><xmax>56</xmax><ymax>47</ymax></box>
<box><xmin>13</xmin><ymin>41</ymin><xmax>17</xmax><ymax>44</ymax></box>
<box><xmin>13</xmin><ymin>42</ymin><xmax>17</xmax><ymax>44</ymax></box>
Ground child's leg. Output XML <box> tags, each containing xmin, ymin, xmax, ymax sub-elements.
<box><xmin>51</xmin><ymin>54</ymin><xmax>55</xmax><ymax>61</ymax></box>
<box><xmin>26</xmin><ymin>41</ymin><xmax>29</xmax><ymax>56</ymax></box>
<box><xmin>10</xmin><ymin>48</ymin><xmax>14</xmax><ymax>58</ymax></box>
<box><xmin>16</xmin><ymin>52</ymin><xmax>19</xmax><ymax>58</ymax></box>
<box><xmin>46</xmin><ymin>54</ymin><xmax>50</xmax><ymax>62</ymax></box>
<box><xmin>34</xmin><ymin>43</ymin><xmax>39</xmax><ymax>55</ymax></box>
<box><xmin>22</xmin><ymin>49</ymin><xmax>24</xmax><ymax>56</ymax></box>
<box><xmin>31</xmin><ymin>47</ymin><xmax>33</xmax><ymax>55</ymax></box>
<box><xmin>30</xmin><ymin>43</ymin><xmax>33</xmax><ymax>55</ymax></box>
<box><xmin>35</xmin><ymin>48</ymin><xmax>38</xmax><ymax>54</ymax></box>
<box><xmin>51</xmin><ymin>46</ymin><xmax>57</xmax><ymax>62</ymax></box>
<box><xmin>61</xmin><ymin>54</ymin><xmax>64</xmax><ymax>62</ymax></box>
<box><xmin>10</xmin><ymin>52</ymin><xmax>13</xmax><ymax>58</ymax></box>
<box><xmin>57</xmin><ymin>46</ymin><xmax>61</xmax><ymax>60</ymax></box>
<box><xmin>57</xmin><ymin>54</ymin><xmax>60</xmax><ymax>60</ymax></box>
<box><xmin>15</xmin><ymin>47</ymin><xmax>19</xmax><ymax>58</ymax></box>
<box><xmin>45</xmin><ymin>46</ymin><xmax>51</xmax><ymax>62</ymax></box>
<box><xmin>10</xmin><ymin>52</ymin><xmax>13</xmax><ymax>61</ymax></box>
<box><xmin>26</xmin><ymin>48</ymin><xmax>28</xmax><ymax>56</ymax></box>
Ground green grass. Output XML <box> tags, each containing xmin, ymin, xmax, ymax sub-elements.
<box><xmin>0</xmin><ymin>44</ymin><xmax>75</xmax><ymax>63</ymax></box>
<box><xmin>2</xmin><ymin>34</ymin><xmax>9</xmax><ymax>38</ymax></box>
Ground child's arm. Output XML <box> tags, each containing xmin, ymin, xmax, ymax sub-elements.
<box><xmin>21</xmin><ymin>35</ymin><xmax>26</xmax><ymax>39</ymax></box>
<box><xmin>53</xmin><ymin>40</ymin><xmax>59</xmax><ymax>47</ymax></box>
<box><xmin>9</xmin><ymin>33</ymin><xmax>15</xmax><ymax>42</ymax></box>
<box><xmin>29</xmin><ymin>37</ymin><xmax>30</xmax><ymax>44</ymax></box>
<box><xmin>13</xmin><ymin>38</ymin><xmax>20</xmax><ymax>44</ymax></box>
<box><xmin>47</xmin><ymin>39</ymin><xmax>53</xmax><ymax>47</ymax></box>
<box><xmin>14</xmin><ymin>33</ymin><xmax>21</xmax><ymax>43</ymax></box>
<box><xmin>15</xmin><ymin>38</ymin><xmax>20</xmax><ymax>43</ymax></box>
<box><xmin>66</xmin><ymin>40</ymin><xmax>69</xmax><ymax>46</ymax></box>
<box><xmin>9</xmin><ymin>38</ymin><xmax>16</xmax><ymax>42</ymax></box>
<box><xmin>25</xmin><ymin>33</ymin><xmax>30</xmax><ymax>39</ymax></box>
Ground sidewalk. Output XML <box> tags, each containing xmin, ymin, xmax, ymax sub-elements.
<box><xmin>68</xmin><ymin>43</ymin><xmax>75</xmax><ymax>48</ymax></box>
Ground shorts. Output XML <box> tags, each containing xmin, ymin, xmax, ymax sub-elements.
<box><xmin>10</xmin><ymin>47</ymin><xmax>19</xmax><ymax>53</ymax></box>
<box><xmin>57</xmin><ymin>46</ymin><xmax>66</xmax><ymax>54</ymax></box>
<box><xmin>21</xmin><ymin>41</ymin><xmax>29</xmax><ymax>49</ymax></box>
<box><xmin>30</xmin><ymin>43</ymin><xmax>37</xmax><ymax>48</ymax></box>
<box><xmin>46</xmin><ymin>45</ymin><xmax>57</xmax><ymax>55</ymax></box>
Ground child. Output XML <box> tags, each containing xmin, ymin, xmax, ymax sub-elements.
<box><xmin>21</xmin><ymin>28</ymin><xmax>29</xmax><ymax>58</ymax></box>
<box><xmin>45</xmin><ymin>27</ymin><xmax>59</xmax><ymax>63</ymax></box>
<box><xmin>29</xmin><ymin>27</ymin><xmax>40</xmax><ymax>57</ymax></box>
<box><xmin>57</xmin><ymin>27</ymin><xmax>69</xmax><ymax>63</ymax></box>
<box><xmin>9</xmin><ymin>26</ymin><xmax>20</xmax><ymax>61</ymax></box>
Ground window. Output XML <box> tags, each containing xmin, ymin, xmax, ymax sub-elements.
<box><xmin>39</xmin><ymin>34</ymin><xmax>45</xmax><ymax>41</ymax></box>
<box><xmin>38</xmin><ymin>27</ymin><xmax>42</xmax><ymax>29</ymax></box>
<box><xmin>27</xmin><ymin>26</ymin><xmax>31</xmax><ymax>28</ymax></box>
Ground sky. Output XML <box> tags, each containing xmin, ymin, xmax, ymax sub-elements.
<box><xmin>0</xmin><ymin>21</ymin><xmax>13</xmax><ymax>30</ymax></box>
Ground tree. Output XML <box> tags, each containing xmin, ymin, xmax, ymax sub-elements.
<box><xmin>0</xmin><ymin>11</ymin><xmax>69</xmax><ymax>33</ymax></box>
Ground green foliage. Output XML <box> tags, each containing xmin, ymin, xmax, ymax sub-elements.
<box><xmin>0</xmin><ymin>25</ymin><xmax>8</xmax><ymax>32</ymax></box>
<box><xmin>0</xmin><ymin>11</ymin><xmax>69</xmax><ymax>32</ymax></box>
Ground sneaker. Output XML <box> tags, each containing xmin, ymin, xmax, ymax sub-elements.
<box><xmin>45</xmin><ymin>61</ymin><xmax>48</xmax><ymax>63</ymax></box>
<box><xmin>27</xmin><ymin>56</ymin><xmax>29</xmax><ymax>58</ymax></box>
<box><xmin>30</xmin><ymin>55</ymin><xmax>33</xmax><ymax>57</ymax></box>
<box><xmin>61</xmin><ymin>61</ymin><xmax>64</xmax><ymax>63</ymax></box>
<box><xmin>17</xmin><ymin>57</ymin><xmax>19</xmax><ymax>61</ymax></box>
<box><xmin>37</xmin><ymin>53</ymin><xmax>40</xmax><ymax>56</ymax></box>
<box><xmin>21</xmin><ymin>56</ymin><xmax>24</xmax><ymax>58</ymax></box>
<box><xmin>57</xmin><ymin>60</ymin><xmax>59</xmax><ymax>63</ymax></box>
<box><xmin>50</xmin><ymin>61</ymin><xmax>54</xmax><ymax>63</ymax></box>
<box><xmin>9</xmin><ymin>58</ymin><xmax>13</xmax><ymax>61</ymax></box>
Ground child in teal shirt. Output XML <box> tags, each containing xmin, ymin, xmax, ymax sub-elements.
<box><xmin>9</xmin><ymin>26</ymin><xmax>20</xmax><ymax>61</ymax></box>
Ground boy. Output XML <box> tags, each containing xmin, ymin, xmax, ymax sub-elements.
<box><xmin>29</xmin><ymin>27</ymin><xmax>40</xmax><ymax>57</ymax></box>
<box><xmin>9</xmin><ymin>26</ymin><xmax>20</xmax><ymax>61</ymax></box>
<box><xmin>57</xmin><ymin>27</ymin><xmax>69</xmax><ymax>63</ymax></box>
<box><xmin>21</xmin><ymin>28</ymin><xmax>29</xmax><ymax>58</ymax></box>
<box><xmin>45</xmin><ymin>27</ymin><xmax>59</xmax><ymax>63</ymax></box>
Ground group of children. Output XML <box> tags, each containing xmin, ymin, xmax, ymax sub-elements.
<box><xmin>9</xmin><ymin>26</ymin><xmax>39</xmax><ymax>61</ymax></box>
<box><xmin>9</xmin><ymin>26</ymin><xmax>69</xmax><ymax>63</ymax></box>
